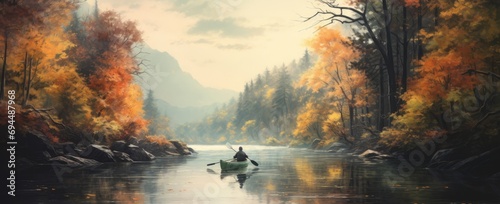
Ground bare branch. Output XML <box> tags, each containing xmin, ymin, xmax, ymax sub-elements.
<box><xmin>474</xmin><ymin>110</ymin><xmax>500</xmax><ymax>128</ymax></box>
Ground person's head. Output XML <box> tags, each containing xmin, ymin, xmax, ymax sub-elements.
<box><xmin>239</xmin><ymin>146</ymin><xmax>243</xmax><ymax>151</ymax></box>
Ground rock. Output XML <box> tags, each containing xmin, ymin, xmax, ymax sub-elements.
<box><xmin>113</xmin><ymin>140</ymin><xmax>156</xmax><ymax>160</ymax></box>
<box><xmin>49</xmin><ymin>155</ymin><xmax>101</xmax><ymax>168</ymax></box>
<box><xmin>450</xmin><ymin>147</ymin><xmax>500</xmax><ymax>178</ymax></box>
<box><xmin>53</xmin><ymin>142</ymin><xmax>78</xmax><ymax>156</ymax></box>
<box><xmin>327</xmin><ymin>142</ymin><xmax>348</xmax><ymax>153</ymax></box>
<box><xmin>171</xmin><ymin>140</ymin><xmax>192</xmax><ymax>155</ymax></box>
<box><xmin>80</xmin><ymin>144</ymin><xmax>116</xmax><ymax>162</ymax></box>
<box><xmin>112</xmin><ymin>151</ymin><xmax>134</xmax><ymax>162</ymax></box>
<box><xmin>309</xmin><ymin>138</ymin><xmax>321</xmax><ymax>149</ymax></box>
<box><xmin>335</xmin><ymin>148</ymin><xmax>348</xmax><ymax>153</ymax></box>
<box><xmin>49</xmin><ymin>156</ymin><xmax>82</xmax><ymax>168</ymax></box>
<box><xmin>110</xmin><ymin>140</ymin><xmax>128</xmax><ymax>152</ymax></box>
<box><xmin>490</xmin><ymin>172</ymin><xmax>500</xmax><ymax>180</ymax></box>
<box><xmin>125</xmin><ymin>144</ymin><xmax>155</xmax><ymax>161</ymax></box>
<box><xmin>428</xmin><ymin>147</ymin><xmax>469</xmax><ymax>169</ymax></box>
<box><xmin>359</xmin><ymin>149</ymin><xmax>392</xmax><ymax>160</ymax></box>
<box><xmin>137</xmin><ymin>140</ymin><xmax>168</xmax><ymax>156</ymax></box>
<box><xmin>328</xmin><ymin>142</ymin><xmax>348</xmax><ymax>149</ymax></box>
<box><xmin>127</xmin><ymin>136</ymin><xmax>139</xmax><ymax>145</ymax></box>
<box><xmin>187</xmin><ymin>147</ymin><xmax>197</xmax><ymax>154</ymax></box>
<box><xmin>165</xmin><ymin>151</ymin><xmax>181</xmax><ymax>156</ymax></box>
<box><xmin>18</xmin><ymin>130</ymin><xmax>58</xmax><ymax>162</ymax></box>
<box><xmin>359</xmin><ymin>149</ymin><xmax>381</xmax><ymax>158</ymax></box>
<box><xmin>428</xmin><ymin>147</ymin><xmax>500</xmax><ymax>179</ymax></box>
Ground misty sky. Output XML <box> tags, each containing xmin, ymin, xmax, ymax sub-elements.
<box><xmin>88</xmin><ymin>0</ymin><xmax>322</xmax><ymax>92</ymax></box>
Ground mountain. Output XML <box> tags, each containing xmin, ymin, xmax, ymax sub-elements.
<box><xmin>135</xmin><ymin>45</ymin><xmax>237</xmax><ymax>108</ymax></box>
<box><xmin>155</xmin><ymin>99</ymin><xmax>218</xmax><ymax>126</ymax></box>
<box><xmin>134</xmin><ymin>45</ymin><xmax>237</xmax><ymax>126</ymax></box>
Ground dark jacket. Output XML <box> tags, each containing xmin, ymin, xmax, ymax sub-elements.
<box><xmin>233</xmin><ymin>150</ymin><xmax>248</xmax><ymax>162</ymax></box>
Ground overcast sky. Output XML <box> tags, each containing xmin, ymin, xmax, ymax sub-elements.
<box><xmin>89</xmin><ymin>0</ymin><xmax>323</xmax><ymax>92</ymax></box>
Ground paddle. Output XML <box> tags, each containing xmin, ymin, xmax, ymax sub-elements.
<box><xmin>207</xmin><ymin>161</ymin><xmax>219</xmax><ymax>166</ymax></box>
<box><xmin>226</xmin><ymin>142</ymin><xmax>259</xmax><ymax>166</ymax></box>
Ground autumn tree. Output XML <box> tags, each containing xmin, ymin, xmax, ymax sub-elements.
<box><xmin>89</xmin><ymin>11</ymin><xmax>146</xmax><ymax>139</ymax></box>
<box><xmin>381</xmin><ymin>0</ymin><xmax>500</xmax><ymax>149</ymax></box>
<box><xmin>307</xmin><ymin>0</ymin><xmax>400</xmax><ymax>115</ymax></box>
<box><xmin>299</xmin><ymin>28</ymin><xmax>374</xmax><ymax>144</ymax></box>
<box><xmin>1</xmin><ymin>0</ymin><xmax>77</xmax><ymax>102</ymax></box>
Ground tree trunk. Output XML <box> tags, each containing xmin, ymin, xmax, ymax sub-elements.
<box><xmin>402</xmin><ymin>5</ymin><xmax>409</xmax><ymax>94</ymax></box>
<box><xmin>378</xmin><ymin>60</ymin><xmax>385</xmax><ymax>131</ymax></box>
<box><xmin>22</xmin><ymin>52</ymin><xmax>28</xmax><ymax>105</ymax></box>
<box><xmin>417</xmin><ymin>1</ymin><xmax>423</xmax><ymax>60</ymax></box>
<box><xmin>349</xmin><ymin>105</ymin><xmax>354</xmax><ymax>138</ymax></box>
<box><xmin>23</xmin><ymin>58</ymin><xmax>33</xmax><ymax>107</ymax></box>
<box><xmin>0</xmin><ymin>32</ymin><xmax>8</xmax><ymax>100</ymax></box>
<box><xmin>382</xmin><ymin>0</ymin><xmax>398</xmax><ymax>116</ymax></box>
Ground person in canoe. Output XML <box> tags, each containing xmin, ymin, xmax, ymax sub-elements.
<box><xmin>233</xmin><ymin>146</ymin><xmax>248</xmax><ymax>162</ymax></box>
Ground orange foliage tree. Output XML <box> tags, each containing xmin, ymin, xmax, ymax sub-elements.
<box><xmin>80</xmin><ymin>11</ymin><xmax>147</xmax><ymax>140</ymax></box>
<box><xmin>381</xmin><ymin>0</ymin><xmax>500</xmax><ymax>148</ymax></box>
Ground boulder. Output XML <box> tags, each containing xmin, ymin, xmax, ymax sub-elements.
<box><xmin>450</xmin><ymin>147</ymin><xmax>500</xmax><ymax>178</ymax></box>
<box><xmin>171</xmin><ymin>140</ymin><xmax>191</xmax><ymax>155</ymax></box>
<box><xmin>428</xmin><ymin>147</ymin><xmax>469</xmax><ymax>169</ymax></box>
<box><xmin>80</xmin><ymin>144</ymin><xmax>116</xmax><ymax>162</ymax></box>
<box><xmin>125</xmin><ymin>144</ymin><xmax>155</xmax><ymax>161</ymax></box>
<box><xmin>165</xmin><ymin>151</ymin><xmax>181</xmax><ymax>156</ymax></box>
<box><xmin>112</xmin><ymin>151</ymin><xmax>134</xmax><ymax>162</ymax></box>
<box><xmin>110</xmin><ymin>140</ymin><xmax>128</xmax><ymax>152</ymax></box>
<box><xmin>49</xmin><ymin>155</ymin><xmax>101</xmax><ymax>168</ymax></box>
<box><xmin>309</xmin><ymin>138</ymin><xmax>321</xmax><ymax>149</ymax></box>
<box><xmin>18</xmin><ymin>130</ymin><xmax>58</xmax><ymax>162</ymax></box>
<box><xmin>137</xmin><ymin>140</ymin><xmax>168</xmax><ymax>156</ymax></box>
<box><xmin>327</xmin><ymin>142</ymin><xmax>349</xmax><ymax>153</ymax></box>
<box><xmin>187</xmin><ymin>147</ymin><xmax>197</xmax><ymax>154</ymax></box>
<box><xmin>127</xmin><ymin>136</ymin><xmax>139</xmax><ymax>145</ymax></box>
<box><xmin>428</xmin><ymin>147</ymin><xmax>500</xmax><ymax>179</ymax></box>
<box><xmin>359</xmin><ymin>149</ymin><xmax>393</xmax><ymax>160</ymax></box>
<box><xmin>112</xmin><ymin>140</ymin><xmax>156</xmax><ymax>160</ymax></box>
<box><xmin>53</xmin><ymin>142</ymin><xmax>78</xmax><ymax>156</ymax></box>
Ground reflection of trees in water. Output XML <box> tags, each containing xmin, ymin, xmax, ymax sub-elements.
<box><xmin>17</xmin><ymin>157</ymin><xmax>188</xmax><ymax>203</ymax></box>
<box><xmin>242</xmin><ymin>156</ymin><xmax>400</xmax><ymax>203</ymax></box>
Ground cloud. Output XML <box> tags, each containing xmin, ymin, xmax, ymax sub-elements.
<box><xmin>167</xmin><ymin>0</ymin><xmax>244</xmax><ymax>19</ymax></box>
<box><xmin>169</xmin><ymin>39</ymin><xmax>250</xmax><ymax>50</ymax></box>
<box><xmin>216</xmin><ymin>43</ymin><xmax>251</xmax><ymax>50</ymax></box>
<box><xmin>187</xmin><ymin>18</ymin><xmax>263</xmax><ymax>38</ymax></box>
<box><xmin>167</xmin><ymin>0</ymin><xmax>212</xmax><ymax>17</ymax></box>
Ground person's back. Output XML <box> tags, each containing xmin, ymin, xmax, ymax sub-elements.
<box><xmin>234</xmin><ymin>146</ymin><xmax>248</xmax><ymax>162</ymax></box>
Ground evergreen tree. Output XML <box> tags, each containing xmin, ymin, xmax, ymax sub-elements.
<box><xmin>144</xmin><ymin>89</ymin><xmax>159</xmax><ymax>135</ymax></box>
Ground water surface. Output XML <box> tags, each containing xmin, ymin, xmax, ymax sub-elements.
<box><xmin>14</xmin><ymin>145</ymin><xmax>500</xmax><ymax>203</ymax></box>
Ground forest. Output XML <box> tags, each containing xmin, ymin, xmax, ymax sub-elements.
<box><xmin>0</xmin><ymin>0</ymin><xmax>173</xmax><ymax>146</ymax></box>
<box><xmin>176</xmin><ymin>0</ymin><xmax>500</xmax><ymax>155</ymax></box>
<box><xmin>0</xmin><ymin>0</ymin><xmax>499</xmax><ymax>156</ymax></box>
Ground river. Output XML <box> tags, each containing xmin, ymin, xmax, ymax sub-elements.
<box><xmin>14</xmin><ymin>145</ymin><xmax>500</xmax><ymax>203</ymax></box>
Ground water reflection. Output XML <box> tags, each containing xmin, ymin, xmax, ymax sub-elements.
<box><xmin>206</xmin><ymin>167</ymin><xmax>261</xmax><ymax>189</ymax></box>
<box><xmin>12</xmin><ymin>145</ymin><xmax>500</xmax><ymax>203</ymax></box>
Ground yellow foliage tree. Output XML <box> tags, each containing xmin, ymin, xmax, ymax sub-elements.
<box><xmin>298</xmin><ymin>27</ymin><xmax>374</xmax><ymax>143</ymax></box>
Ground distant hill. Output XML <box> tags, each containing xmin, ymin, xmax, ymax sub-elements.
<box><xmin>135</xmin><ymin>45</ymin><xmax>237</xmax><ymax>108</ymax></box>
<box><xmin>155</xmin><ymin>99</ymin><xmax>218</xmax><ymax>126</ymax></box>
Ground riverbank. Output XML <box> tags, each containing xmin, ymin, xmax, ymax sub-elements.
<box><xmin>16</xmin><ymin>130</ymin><xmax>196</xmax><ymax>171</ymax></box>
<box><xmin>3</xmin><ymin>103</ymin><xmax>196</xmax><ymax>172</ymax></box>
<box><xmin>303</xmin><ymin>136</ymin><xmax>500</xmax><ymax>181</ymax></box>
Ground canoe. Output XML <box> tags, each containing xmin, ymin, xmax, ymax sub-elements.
<box><xmin>220</xmin><ymin>159</ymin><xmax>248</xmax><ymax>171</ymax></box>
